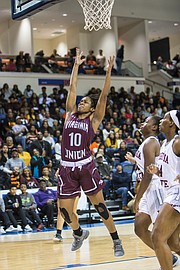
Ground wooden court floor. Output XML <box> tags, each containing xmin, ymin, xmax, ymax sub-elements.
<box><xmin>0</xmin><ymin>221</ymin><xmax>179</xmax><ymax>270</ymax></box>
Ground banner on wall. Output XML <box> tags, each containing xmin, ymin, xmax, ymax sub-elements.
<box><xmin>38</xmin><ymin>79</ymin><xmax>70</xmax><ymax>86</ymax></box>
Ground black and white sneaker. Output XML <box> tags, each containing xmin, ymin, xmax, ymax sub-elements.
<box><xmin>113</xmin><ymin>239</ymin><xmax>124</xmax><ymax>257</ymax></box>
<box><xmin>71</xmin><ymin>230</ymin><xmax>89</xmax><ymax>251</ymax></box>
<box><xmin>53</xmin><ymin>234</ymin><xmax>63</xmax><ymax>242</ymax></box>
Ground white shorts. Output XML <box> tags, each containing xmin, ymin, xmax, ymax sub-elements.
<box><xmin>164</xmin><ymin>185</ymin><xmax>180</xmax><ymax>214</ymax></box>
<box><xmin>139</xmin><ymin>180</ymin><xmax>164</xmax><ymax>223</ymax></box>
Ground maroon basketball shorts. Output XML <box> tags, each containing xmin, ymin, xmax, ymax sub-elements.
<box><xmin>57</xmin><ymin>160</ymin><xmax>105</xmax><ymax>199</ymax></box>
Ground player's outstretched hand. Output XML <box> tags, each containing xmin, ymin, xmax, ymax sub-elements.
<box><xmin>107</xmin><ymin>56</ymin><xmax>115</xmax><ymax>71</ymax></box>
<box><xmin>75</xmin><ymin>48</ymin><xmax>85</xmax><ymax>66</ymax></box>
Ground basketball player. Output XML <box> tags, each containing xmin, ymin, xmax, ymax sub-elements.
<box><xmin>147</xmin><ymin>110</ymin><xmax>180</xmax><ymax>270</ymax></box>
<box><xmin>125</xmin><ymin>116</ymin><xmax>165</xmax><ymax>250</ymax></box>
<box><xmin>57</xmin><ymin>48</ymin><xmax>124</xmax><ymax>256</ymax></box>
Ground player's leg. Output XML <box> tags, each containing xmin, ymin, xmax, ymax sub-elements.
<box><xmin>88</xmin><ymin>190</ymin><xmax>124</xmax><ymax>256</ymax></box>
<box><xmin>134</xmin><ymin>212</ymin><xmax>153</xmax><ymax>249</ymax></box>
<box><xmin>88</xmin><ymin>190</ymin><xmax>116</xmax><ymax>232</ymax></box>
<box><xmin>152</xmin><ymin>203</ymin><xmax>180</xmax><ymax>270</ymax></box>
<box><xmin>59</xmin><ymin>197</ymin><xmax>79</xmax><ymax>229</ymax></box>
<box><xmin>53</xmin><ymin>199</ymin><xmax>64</xmax><ymax>242</ymax></box>
<box><xmin>168</xmin><ymin>223</ymin><xmax>180</xmax><ymax>255</ymax></box>
<box><xmin>59</xmin><ymin>196</ymin><xmax>89</xmax><ymax>251</ymax></box>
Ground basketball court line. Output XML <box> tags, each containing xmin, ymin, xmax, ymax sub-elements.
<box><xmin>52</xmin><ymin>255</ymin><xmax>157</xmax><ymax>269</ymax></box>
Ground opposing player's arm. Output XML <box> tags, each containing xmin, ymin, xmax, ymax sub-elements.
<box><xmin>136</xmin><ymin>139</ymin><xmax>159</xmax><ymax>202</ymax></box>
<box><xmin>92</xmin><ymin>56</ymin><xmax>114</xmax><ymax>133</ymax></box>
<box><xmin>65</xmin><ymin>48</ymin><xmax>85</xmax><ymax>121</ymax></box>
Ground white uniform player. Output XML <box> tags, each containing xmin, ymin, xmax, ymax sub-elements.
<box><xmin>135</xmin><ymin>136</ymin><xmax>164</xmax><ymax>223</ymax></box>
<box><xmin>156</xmin><ymin>136</ymin><xmax>180</xmax><ymax>213</ymax></box>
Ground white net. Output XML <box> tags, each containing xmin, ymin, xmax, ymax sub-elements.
<box><xmin>77</xmin><ymin>0</ymin><xmax>115</xmax><ymax>31</ymax></box>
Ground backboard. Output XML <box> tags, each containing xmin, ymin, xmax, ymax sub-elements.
<box><xmin>11</xmin><ymin>0</ymin><xmax>65</xmax><ymax>20</ymax></box>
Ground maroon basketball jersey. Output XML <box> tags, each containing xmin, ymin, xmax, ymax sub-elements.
<box><xmin>61</xmin><ymin>113</ymin><xmax>95</xmax><ymax>162</ymax></box>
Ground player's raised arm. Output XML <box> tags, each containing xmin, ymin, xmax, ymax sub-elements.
<box><xmin>65</xmin><ymin>48</ymin><xmax>85</xmax><ymax>121</ymax></box>
<box><xmin>92</xmin><ymin>56</ymin><xmax>114</xmax><ymax>132</ymax></box>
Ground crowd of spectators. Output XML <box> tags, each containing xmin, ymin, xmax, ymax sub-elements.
<box><xmin>1</xmin><ymin>49</ymin><xmax>180</xmax><ymax>78</ymax></box>
<box><xmin>0</xmin><ymin>80</ymin><xmax>179</xmax><ymax>231</ymax></box>
<box><xmin>0</xmin><ymin>49</ymin><xmax>109</xmax><ymax>75</ymax></box>
<box><xmin>156</xmin><ymin>53</ymin><xmax>180</xmax><ymax>78</ymax></box>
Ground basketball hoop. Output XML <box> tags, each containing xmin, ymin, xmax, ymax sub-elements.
<box><xmin>77</xmin><ymin>0</ymin><xmax>115</xmax><ymax>31</ymax></box>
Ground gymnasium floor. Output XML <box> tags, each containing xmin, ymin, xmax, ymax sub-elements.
<box><xmin>0</xmin><ymin>220</ymin><xmax>179</xmax><ymax>270</ymax></box>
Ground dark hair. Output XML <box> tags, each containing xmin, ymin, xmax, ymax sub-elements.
<box><xmin>39</xmin><ymin>179</ymin><xmax>46</xmax><ymax>184</ymax></box>
<box><xmin>10</xmin><ymin>184</ymin><xmax>17</xmax><ymax>189</ymax></box>
<box><xmin>85</xmin><ymin>94</ymin><xmax>99</xmax><ymax>109</ymax></box>
<box><xmin>20</xmin><ymin>183</ymin><xmax>27</xmax><ymax>187</ymax></box>
<box><xmin>151</xmin><ymin>115</ymin><xmax>161</xmax><ymax>135</ymax></box>
<box><xmin>176</xmin><ymin>110</ymin><xmax>180</xmax><ymax>126</ymax></box>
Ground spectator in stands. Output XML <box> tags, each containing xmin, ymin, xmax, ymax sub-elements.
<box><xmin>24</xmin><ymin>53</ymin><xmax>32</xmax><ymax>71</ymax></box>
<box><xmin>90</xmin><ymin>135</ymin><xmax>101</xmax><ymax>155</ymax></box>
<box><xmin>172</xmin><ymin>87</ymin><xmax>180</xmax><ymax>109</ymax></box>
<box><xmin>1</xmin><ymin>144</ymin><xmax>10</xmax><ymax>165</ymax></box>
<box><xmin>96</xmin><ymin>49</ymin><xmax>106</xmax><ymax>68</ymax></box>
<box><xmin>4</xmin><ymin>184</ymin><xmax>32</xmax><ymax>231</ymax></box>
<box><xmin>133</xmin><ymin>130</ymin><xmax>143</xmax><ymax>147</ymax></box>
<box><xmin>86</xmin><ymin>49</ymin><xmax>96</xmax><ymax>63</ymax></box>
<box><xmin>165</xmin><ymin>60</ymin><xmax>176</xmax><ymax>76</ymax></box>
<box><xmin>34</xmin><ymin>180</ymin><xmax>57</xmax><ymax>228</ymax></box>
<box><xmin>42</xmin><ymin>130</ymin><xmax>55</xmax><ymax>151</ymax></box>
<box><xmin>9</xmin><ymin>166</ymin><xmax>21</xmax><ymax>188</ymax></box>
<box><xmin>33</xmin><ymin>114</ymin><xmax>42</xmax><ymax>130</ymax></box>
<box><xmin>39</xmin><ymin>93</ymin><xmax>52</xmax><ymax>107</ymax></box>
<box><xmin>95</xmin><ymin>49</ymin><xmax>106</xmax><ymax>75</ymax></box>
<box><xmin>112</xmin><ymin>164</ymin><xmax>130</xmax><ymax>211</ymax></box>
<box><xmin>20</xmin><ymin>183</ymin><xmax>44</xmax><ymax>230</ymax></box>
<box><xmin>96</xmin><ymin>143</ymin><xmax>114</xmax><ymax>166</ymax></box>
<box><xmin>129</xmin><ymin>86</ymin><xmax>137</xmax><ymax>101</ymax></box>
<box><xmin>116</xmin><ymin>45</ymin><xmax>124</xmax><ymax>75</ymax></box>
<box><xmin>5</xmin><ymin>148</ymin><xmax>26</xmax><ymax>172</ymax></box>
<box><xmin>38</xmin><ymin>86</ymin><xmax>47</xmax><ymax>99</ymax></box>
<box><xmin>156</xmin><ymin>56</ymin><xmax>164</xmax><ymax>70</ymax></box>
<box><xmin>38</xmin><ymin>166</ymin><xmax>55</xmax><ymax>187</ymax></box>
<box><xmin>1</xmin><ymin>83</ymin><xmax>12</xmax><ymax>101</ymax></box>
<box><xmin>23</xmin><ymin>85</ymin><xmax>34</xmax><ymax>101</ymax></box>
<box><xmin>41</xmin><ymin>119</ymin><xmax>54</xmax><ymax>135</ymax></box>
<box><xmin>30</xmin><ymin>148</ymin><xmax>47</xmax><ymax>179</ymax></box>
<box><xmin>95</xmin><ymin>153</ymin><xmax>112</xmax><ymax>200</ymax></box>
<box><xmin>102</xmin><ymin>121</ymin><xmax>112</xmax><ymax>141</ymax></box>
<box><xmin>29</xmin><ymin>131</ymin><xmax>52</xmax><ymax>158</ymax></box>
<box><xmin>115</xmin><ymin>131</ymin><xmax>123</xmax><ymax>148</ymax></box>
<box><xmin>0</xmin><ymin>197</ymin><xmax>13</xmax><ymax>233</ymax></box>
<box><xmin>54</xmin><ymin>134</ymin><xmax>62</xmax><ymax>163</ymax></box>
<box><xmin>16</xmin><ymin>144</ymin><xmax>31</xmax><ymax>167</ymax></box>
<box><xmin>12</xmin><ymin>84</ymin><xmax>23</xmax><ymax>98</ymax></box>
<box><xmin>46</xmin><ymin>159</ymin><xmax>58</xmax><ymax>186</ymax></box>
<box><xmin>114</xmin><ymin>141</ymin><xmax>132</xmax><ymax>163</ymax></box>
<box><xmin>5</xmin><ymin>136</ymin><xmax>16</xmax><ymax>156</ymax></box>
<box><xmin>20</xmin><ymin>167</ymin><xmax>39</xmax><ymax>189</ymax></box>
<box><xmin>7</xmin><ymin>58</ymin><xmax>16</xmax><ymax>72</ymax></box>
<box><xmin>16</xmin><ymin>51</ymin><xmax>25</xmax><ymax>72</ymax></box>
<box><xmin>12</xmin><ymin>116</ymin><xmax>28</xmax><ymax>150</ymax></box>
<box><xmin>105</xmin><ymin>132</ymin><xmax>119</xmax><ymax>155</ymax></box>
<box><xmin>26</xmin><ymin>125</ymin><xmax>38</xmax><ymax>147</ymax></box>
<box><xmin>35</xmin><ymin>49</ymin><xmax>45</xmax><ymax>62</ymax></box>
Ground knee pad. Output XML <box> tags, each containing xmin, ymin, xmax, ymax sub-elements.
<box><xmin>94</xmin><ymin>203</ymin><xmax>109</xmax><ymax>220</ymax></box>
<box><xmin>60</xmin><ymin>207</ymin><xmax>72</xmax><ymax>224</ymax></box>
